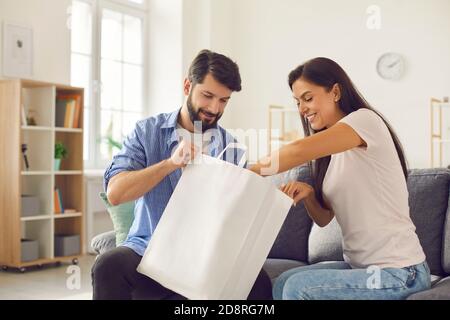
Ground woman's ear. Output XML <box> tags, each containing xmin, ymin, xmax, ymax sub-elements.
<box><xmin>332</xmin><ymin>83</ymin><xmax>341</xmax><ymax>102</ymax></box>
<box><xmin>183</xmin><ymin>78</ymin><xmax>191</xmax><ymax>96</ymax></box>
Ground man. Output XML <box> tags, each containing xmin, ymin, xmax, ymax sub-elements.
<box><xmin>92</xmin><ymin>49</ymin><xmax>272</xmax><ymax>300</ymax></box>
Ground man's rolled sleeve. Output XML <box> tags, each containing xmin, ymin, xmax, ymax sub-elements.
<box><xmin>103</xmin><ymin>122</ymin><xmax>147</xmax><ymax>192</ymax></box>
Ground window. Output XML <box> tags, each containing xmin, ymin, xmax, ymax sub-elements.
<box><xmin>70</xmin><ymin>0</ymin><xmax>147</xmax><ymax>169</ymax></box>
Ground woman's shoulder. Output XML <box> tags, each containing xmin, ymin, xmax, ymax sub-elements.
<box><xmin>341</xmin><ymin>108</ymin><xmax>383</xmax><ymax>126</ymax></box>
<box><xmin>348</xmin><ymin>107</ymin><xmax>378</xmax><ymax>117</ymax></box>
<box><xmin>339</xmin><ymin>108</ymin><xmax>389</xmax><ymax>147</ymax></box>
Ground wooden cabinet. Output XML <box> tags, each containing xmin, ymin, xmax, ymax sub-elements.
<box><xmin>0</xmin><ymin>79</ymin><xmax>84</xmax><ymax>271</ymax></box>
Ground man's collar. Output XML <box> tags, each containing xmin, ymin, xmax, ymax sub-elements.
<box><xmin>160</xmin><ymin>108</ymin><xmax>182</xmax><ymax>130</ymax></box>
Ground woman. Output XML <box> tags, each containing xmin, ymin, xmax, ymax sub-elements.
<box><xmin>250</xmin><ymin>57</ymin><xmax>430</xmax><ymax>300</ymax></box>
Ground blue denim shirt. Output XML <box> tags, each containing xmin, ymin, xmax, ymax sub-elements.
<box><xmin>103</xmin><ymin>108</ymin><xmax>241</xmax><ymax>256</ymax></box>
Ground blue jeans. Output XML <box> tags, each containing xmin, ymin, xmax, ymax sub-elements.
<box><xmin>273</xmin><ymin>261</ymin><xmax>431</xmax><ymax>300</ymax></box>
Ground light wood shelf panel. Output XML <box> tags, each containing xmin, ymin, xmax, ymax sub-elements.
<box><xmin>21</xmin><ymin>171</ymin><xmax>53</xmax><ymax>175</ymax></box>
<box><xmin>21</xmin><ymin>126</ymin><xmax>53</xmax><ymax>131</ymax></box>
<box><xmin>55</xmin><ymin>128</ymin><xmax>83</xmax><ymax>133</ymax></box>
<box><xmin>0</xmin><ymin>80</ymin><xmax>21</xmax><ymax>266</ymax></box>
<box><xmin>54</xmin><ymin>171</ymin><xmax>83</xmax><ymax>175</ymax></box>
<box><xmin>54</xmin><ymin>212</ymin><xmax>83</xmax><ymax>219</ymax></box>
<box><xmin>21</xmin><ymin>215</ymin><xmax>52</xmax><ymax>222</ymax></box>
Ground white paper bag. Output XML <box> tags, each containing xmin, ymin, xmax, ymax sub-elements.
<box><xmin>137</xmin><ymin>144</ymin><xmax>292</xmax><ymax>300</ymax></box>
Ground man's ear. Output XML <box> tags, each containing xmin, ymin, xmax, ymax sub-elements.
<box><xmin>183</xmin><ymin>78</ymin><xmax>191</xmax><ymax>96</ymax></box>
<box><xmin>332</xmin><ymin>83</ymin><xmax>341</xmax><ymax>102</ymax></box>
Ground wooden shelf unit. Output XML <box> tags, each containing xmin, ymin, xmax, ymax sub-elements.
<box><xmin>268</xmin><ymin>105</ymin><xmax>302</xmax><ymax>153</ymax></box>
<box><xmin>430</xmin><ymin>97</ymin><xmax>450</xmax><ymax>168</ymax></box>
<box><xmin>0</xmin><ymin>79</ymin><xmax>85</xmax><ymax>270</ymax></box>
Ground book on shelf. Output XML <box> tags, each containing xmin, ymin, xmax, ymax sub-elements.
<box><xmin>54</xmin><ymin>188</ymin><xmax>64</xmax><ymax>214</ymax></box>
<box><xmin>64</xmin><ymin>100</ymin><xmax>75</xmax><ymax>128</ymax></box>
<box><xmin>64</xmin><ymin>208</ymin><xmax>77</xmax><ymax>213</ymax></box>
<box><xmin>55</xmin><ymin>93</ymin><xmax>82</xmax><ymax>128</ymax></box>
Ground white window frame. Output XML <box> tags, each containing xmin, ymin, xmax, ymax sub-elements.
<box><xmin>109</xmin><ymin>0</ymin><xmax>148</xmax><ymax>11</ymax></box>
<box><xmin>71</xmin><ymin>0</ymin><xmax>148</xmax><ymax>170</ymax></box>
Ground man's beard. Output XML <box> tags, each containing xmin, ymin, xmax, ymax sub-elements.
<box><xmin>187</xmin><ymin>92</ymin><xmax>222</xmax><ymax>132</ymax></box>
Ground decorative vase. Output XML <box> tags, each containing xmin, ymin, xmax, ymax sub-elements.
<box><xmin>54</xmin><ymin>158</ymin><xmax>61</xmax><ymax>171</ymax></box>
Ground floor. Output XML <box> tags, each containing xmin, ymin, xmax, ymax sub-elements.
<box><xmin>0</xmin><ymin>254</ymin><xmax>95</xmax><ymax>300</ymax></box>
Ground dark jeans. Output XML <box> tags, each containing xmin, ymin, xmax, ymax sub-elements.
<box><xmin>92</xmin><ymin>246</ymin><xmax>273</xmax><ymax>300</ymax></box>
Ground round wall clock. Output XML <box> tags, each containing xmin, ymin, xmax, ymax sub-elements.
<box><xmin>376</xmin><ymin>52</ymin><xmax>405</xmax><ymax>80</ymax></box>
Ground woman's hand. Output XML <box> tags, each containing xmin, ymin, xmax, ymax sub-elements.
<box><xmin>248</xmin><ymin>163</ymin><xmax>261</xmax><ymax>175</ymax></box>
<box><xmin>280</xmin><ymin>181</ymin><xmax>314</xmax><ymax>206</ymax></box>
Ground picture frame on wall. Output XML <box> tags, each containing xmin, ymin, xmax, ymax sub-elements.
<box><xmin>2</xmin><ymin>21</ymin><xmax>33</xmax><ymax>78</ymax></box>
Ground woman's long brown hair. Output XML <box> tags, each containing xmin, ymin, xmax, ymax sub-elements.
<box><xmin>288</xmin><ymin>57</ymin><xmax>408</xmax><ymax>208</ymax></box>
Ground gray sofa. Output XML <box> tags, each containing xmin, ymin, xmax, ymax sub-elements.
<box><xmin>92</xmin><ymin>166</ymin><xmax>450</xmax><ymax>300</ymax></box>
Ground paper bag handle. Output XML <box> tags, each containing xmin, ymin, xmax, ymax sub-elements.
<box><xmin>216</xmin><ymin>143</ymin><xmax>247</xmax><ymax>167</ymax></box>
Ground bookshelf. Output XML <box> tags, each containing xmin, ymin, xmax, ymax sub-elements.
<box><xmin>430</xmin><ymin>97</ymin><xmax>450</xmax><ymax>168</ymax></box>
<box><xmin>268</xmin><ymin>105</ymin><xmax>302</xmax><ymax>153</ymax></box>
<box><xmin>0</xmin><ymin>79</ymin><xmax>84</xmax><ymax>272</ymax></box>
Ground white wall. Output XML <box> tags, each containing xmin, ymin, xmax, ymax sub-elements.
<box><xmin>202</xmin><ymin>0</ymin><xmax>450</xmax><ymax>168</ymax></box>
<box><xmin>182</xmin><ymin>0</ymin><xmax>211</xmax><ymax>73</ymax></box>
<box><xmin>0</xmin><ymin>0</ymin><xmax>71</xmax><ymax>84</ymax></box>
<box><xmin>1</xmin><ymin>0</ymin><xmax>448</xmax><ymax>167</ymax></box>
<box><xmin>147</xmin><ymin>0</ymin><xmax>184</xmax><ymax>116</ymax></box>
<box><xmin>181</xmin><ymin>0</ymin><xmax>237</xmax><ymax>125</ymax></box>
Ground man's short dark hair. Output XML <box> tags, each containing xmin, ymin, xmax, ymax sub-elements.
<box><xmin>188</xmin><ymin>49</ymin><xmax>242</xmax><ymax>92</ymax></box>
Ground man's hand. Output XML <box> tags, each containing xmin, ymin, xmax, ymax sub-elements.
<box><xmin>280</xmin><ymin>181</ymin><xmax>314</xmax><ymax>206</ymax></box>
<box><xmin>169</xmin><ymin>140</ymin><xmax>199</xmax><ymax>168</ymax></box>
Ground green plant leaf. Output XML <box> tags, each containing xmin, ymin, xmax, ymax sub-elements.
<box><xmin>99</xmin><ymin>136</ymin><xmax>123</xmax><ymax>150</ymax></box>
<box><xmin>55</xmin><ymin>142</ymin><xmax>68</xmax><ymax>159</ymax></box>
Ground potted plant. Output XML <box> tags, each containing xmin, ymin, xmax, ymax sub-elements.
<box><xmin>54</xmin><ymin>142</ymin><xmax>68</xmax><ymax>171</ymax></box>
<box><xmin>98</xmin><ymin>120</ymin><xmax>123</xmax><ymax>159</ymax></box>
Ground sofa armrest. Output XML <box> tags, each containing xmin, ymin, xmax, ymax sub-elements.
<box><xmin>91</xmin><ymin>231</ymin><xmax>116</xmax><ymax>255</ymax></box>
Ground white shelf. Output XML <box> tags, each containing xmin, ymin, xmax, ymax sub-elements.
<box><xmin>54</xmin><ymin>170</ymin><xmax>83</xmax><ymax>175</ymax></box>
<box><xmin>21</xmin><ymin>171</ymin><xmax>52</xmax><ymax>175</ymax></box>
<box><xmin>21</xmin><ymin>215</ymin><xmax>52</xmax><ymax>221</ymax></box>
<box><xmin>432</xmin><ymin>102</ymin><xmax>450</xmax><ymax>108</ymax></box>
<box><xmin>55</xmin><ymin>127</ymin><xmax>83</xmax><ymax>133</ymax></box>
<box><xmin>21</xmin><ymin>126</ymin><xmax>53</xmax><ymax>131</ymax></box>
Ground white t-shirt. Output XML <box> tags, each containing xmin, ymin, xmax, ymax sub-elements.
<box><xmin>322</xmin><ymin>108</ymin><xmax>425</xmax><ymax>269</ymax></box>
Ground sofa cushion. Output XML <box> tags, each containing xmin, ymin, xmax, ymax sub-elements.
<box><xmin>91</xmin><ymin>230</ymin><xmax>116</xmax><ymax>255</ymax></box>
<box><xmin>99</xmin><ymin>192</ymin><xmax>135</xmax><ymax>246</ymax></box>
<box><xmin>267</xmin><ymin>165</ymin><xmax>313</xmax><ymax>262</ymax></box>
<box><xmin>407</xmin><ymin>276</ymin><xmax>450</xmax><ymax>300</ymax></box>
<box><xmin>407</xmin><ymin>169</ymin><xmax>450</xmax><ymax>276</ymax></box>
<box><xmin>443</xmin><ymin>195</ymin><xmax>450</xmax><ymax>274</ymax></box>
<box><xmin>263</xmin><ymin>258</ymin><xmax>307</xmax><ymax>281</ymax></box>
<box><xmin>308</xmin><ymin>217</ymin><xmax>343</xmax><ymax>264</ymax></box>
